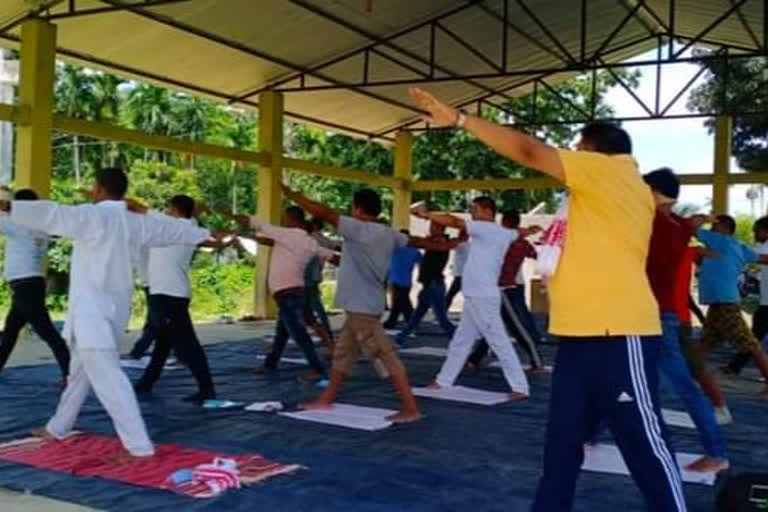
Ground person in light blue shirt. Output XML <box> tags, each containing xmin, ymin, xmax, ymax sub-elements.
<box><xmin>383</xmin><ymin>231</ymin><xmax>422</xmax><ymax>329</ymax></box>
<box><xmin>696</xmin><ymin>214</ymin><xmax>768</xmax><ymax>396</ymax></box>
<box><xmin>0</xmin><ymin>189</ymin><xmax>70</xmax><ymax>381</ymax></box>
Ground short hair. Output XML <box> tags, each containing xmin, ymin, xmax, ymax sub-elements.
<box><xmin>399</xmin><ymin>229</ymin><xmax>410</xmax><ymax>235</ymax></box>
<box><xmin>95</xmin><ymin>167</ymin><xmax>128</xmax><ymax>199</ymax></box>
<box><xmin>580</xmin><ymin>122</ymin><xmax>632</xmax><ymax>155</ymax></box>
<box><xmin>353</xmin><ymin>188</ymin><xmax>382</xmax><ymax>217</ymax></box>
<box><xmin>754</xmin><ymin>216</ymin><xmax>768</xmax><ymax>233</ymax></box>
<box><xmin>716</xmin><ymin>214</ymin><xmax>736</xmax><ymax>234</ymax></box>
<box><xmin>168</xmin><ymin>194</ymin><xmax>195</xmax><ymax>218</ymax></box>
<box><xmin>501</xmin><ymin>210</ymin><xmax>521</xmax><ymax>229</ymax></box>
<box><xmin>472</xmin><ymin>196</ymin><xmax>497</xmax><ymax>216</ymax></box>
<box><xmin>285</xmin><ymin>205</ymin><xmax>305</xmax><ymax>224</ymax></box>
<box><xmin>14</xmin><ymin>189</ymin><xmax>38</xmax><ymax>200</ymax></box>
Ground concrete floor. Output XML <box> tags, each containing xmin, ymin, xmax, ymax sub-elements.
<box><xmin>0</xmin><ymin>318</ymin><xmax>290</xmax><ymax>512</ymax></box>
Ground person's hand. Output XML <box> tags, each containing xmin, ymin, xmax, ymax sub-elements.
<box><xmin>124</xmin><ymin>198</ymin><xmax>148</xmax><ymax>214</ymax></box>
<box><xmin>457</xmin><ymin>229</ymin><xmax>469</xmax><ymax>242</ymax></box>
<box><xmin>410</xmin><ymin>201</ymin><xmax>429</xmax><ymax>219</ymax></box>
<box><xmin>409</xmin><ymin>88</ymin><xmax>459</xmax><ymax>127</ymax></box>
<box><xmin>280</xmin><ymin>183</ymin><xmax>296</xmax><ymax>198</ymax></box>
<box><xmin>524</xmin><ymin>225</ymin><xmax>543</xmax><ymax>236</ymax></box>
<box><xmin>76</xmin><ymin>187</ymin><xmax>94</xmax><ymax>200</ymax></box>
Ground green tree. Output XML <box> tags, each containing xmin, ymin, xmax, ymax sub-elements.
<box><xmin>687</xmin><ymin>56</ymin><xmax>768</xmax><ymax>171</ymax></box>
<box><xmin>54</xmin><ymin>64</ymin><xmax>95</xmax><ymax>184</ymax></box>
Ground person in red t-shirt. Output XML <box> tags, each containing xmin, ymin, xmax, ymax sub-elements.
<box><xmin>466</xmin><ymin>210</ymin><xmax>544</xmax><ymax>371</ymax></box>
<box><xmin>642</xmin><ymin>169</ymin><xmax>728</xmax><ymax>472</ymax></box>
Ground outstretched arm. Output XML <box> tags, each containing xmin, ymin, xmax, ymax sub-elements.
<box><xmin>3</xmin><ymin>200</ymin><xmax>103</xmax><ymax>242</ymax></box>
<box><xmin>281</xmin><ymin>183</ymin><xmax>340</xmax><ymax>227</ymax></box>
<box><xmin>408</xmin><ymin>236</ymin><xmax>459</xmax><ymax>252</ymax></box>
<box><xmin>409</xmin><ymin>88</ymin><xmax>564</xmax><ymax>181</ymax></box>
<box><xmin>411</xmin><ymin>204</ymin><xmax>465</xmax><ymax>231</ymax></box>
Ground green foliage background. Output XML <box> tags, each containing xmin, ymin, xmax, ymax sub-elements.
<box><xmin>3</xmin><ymin>62</ymin><xmax>637</xmax><ymax>323</ymax></box>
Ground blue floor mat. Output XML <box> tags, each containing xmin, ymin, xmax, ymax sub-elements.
<box><xmin>0</xmin><ymin>321</ymin><xmax>763</xmax><ymax>511</ymax></box>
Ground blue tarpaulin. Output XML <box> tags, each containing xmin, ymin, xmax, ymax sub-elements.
<box><xmin>0</xmin><ymin>321</ymin><xmax>763</xmax><ymax>511</ymax></box>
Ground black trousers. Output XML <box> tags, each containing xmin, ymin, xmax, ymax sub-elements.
<box><xmin>726</xmin><ymin>304</ymin><xmax>768</xmax><ymax>374</ymax></box>
<box><xmin>135</xmin><ymin>294</ymin><xmax>215</xmax><ymax>396</ymax></box>
<box><xmin>383</xmin><ymin>284</ymin><xmax>414</xmax><ymax>328</ymax></box>
<box><xmin>0</xmin><ymin>277</ymin><xmax>70</xmax><ymax>376</ymax></box>
<box><xmin>445</xmin><ymin>276</ymin><xmax>462</xmax><ymax>312</ymax></box>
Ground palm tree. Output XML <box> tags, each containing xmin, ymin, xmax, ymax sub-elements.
<box><xmin>90</xmin><ymin>73</ymin><xmax>122</xmax><ymax>166</ymax></box>
<box><xmin>54</xmin><ymin>64</ymin><xmax>94</xmax><ymax>184</ymax></box>
<box><xmin>223</xmin><ymin>111</ymin><xmax>256</xmax><ymax>213</ymax></box>
<box><xmin>124</xmin><ymin>84</ymin><xmax>172</xmax><ymax>161</ymax></box>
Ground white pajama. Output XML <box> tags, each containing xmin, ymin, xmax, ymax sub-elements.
<box><xmin>436</xmin><ymin>295</ymin><xmax>529</xmax><ymax>395</ymax></box>
<box><xmin>9</xmin><ymin>200</ymin><xmax>211</xmax><ymax>458</ymax></box>
<box><xmin>46</xmin><ymin>315</ymin><xmax>154</xmax><ymax>457</ymax></box>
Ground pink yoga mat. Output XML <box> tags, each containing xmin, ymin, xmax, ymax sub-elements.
<box><xmin>0</xmin><ymin>433</ymin><xmax>302</xmax><ymax>490</ymax></box>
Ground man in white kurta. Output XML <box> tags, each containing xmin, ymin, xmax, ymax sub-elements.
<box><xmin>2</xmin><ymin>169</ymin><xmax>210</xmax><ymax>457</ymax></box>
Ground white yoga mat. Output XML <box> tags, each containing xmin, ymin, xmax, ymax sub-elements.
<box><xmin>489</xmin><ymin>361</ymin><xmax>553</xmax><ymax>372</ymax></box>
<box><xmin>582</xmin><ymin>443</ymin><xmax>717</xmax><ymax>486</ymax></box>
<box><xmin>662</xmin><ymin>408</ymin><xmax>696</xmax><ymax>429</ymax></box>
<box><xmin>279</xmin><ymin>403</ymin><xmax>397</xmax><ymax>431</ymax></box>
<box><xmin>120</xmin><ymin>356</ymin><xmax>182</xmax><ymax>370</ymax></box>
<box><xmin>400</xmin><ymin>346</ymin><xmax>448</xmax><ymax>357</ymax></box>
<box><xmin>413</xmin><ymin>385</ymin><xmax>511</xmax><ymax>405</ymax></box>
<box><xmin>255</xmin><ymin>354</ymin><xmax>308</xmax><ymax>365</ymax></box>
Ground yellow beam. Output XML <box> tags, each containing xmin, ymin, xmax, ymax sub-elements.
<box><xmin>14</xmin><ymin>19</ymin><xmax>56</xmax><ymax>197</ymax></box>
<box><xmin>283</xmin><ymin>157</ymin><xmax>402</xmax><ymax>189</ymax></box>
<box><xmin>0</xmin><ymin>104</ymin><xmax>30</xmax><ymax>125</ymax></box>
<box><xmin>253</xmin><ymin>91</ymin><xmax>284</xmax><ymax>319</ymax></box>
<box><xmin>413</xmin><ymin>176</ymin><xmax>562</xmax><ymax>192</ymax></box>
<box><xmin>392</xmin><ymin>131</ymin><xmax>413</xmax><ymax>230</ymax></box>
<box><xmin>52</xmin><ymin>116</ymin><xmax>270</xmax><ymax>166</ymax></box>
<box><xmin>712</xmin><ymin>115</ymin><xmax>732</xmax><ymax>214</ymax></box>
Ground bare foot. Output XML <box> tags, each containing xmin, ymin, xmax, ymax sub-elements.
<box><xmin>108</xmin><ymin>449</ymin><xmax>154</xmax><ymax>464</ymax></box>
<box><xmin>29</xmin><ymin>427</ymin><xmax>54</xmax><ymax>440</ymax></box>
<box><xmin>507</xmin><ymin>392</ymin><xmax>529</xmax><ymax>402</ymax></box>
<box><xmin>299</xmin><ymin>399</ymin><xmax>333</xmax><ymax>411</ymax></box>
<box><xmin>386</xmin><ymin>410</ymin><xmax>422</xmax><ymax>423</ymax></box>
<box><xmin>426</xmin><ymin>381</ymin><xmax>441</xmax><ymax>390</ymax></box>
<box><xmin>685</xmin><ymin>455</ymin><xmax>729</xmax><ymax>473</ymax></box>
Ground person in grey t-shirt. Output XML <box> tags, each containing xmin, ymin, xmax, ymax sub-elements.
<box><xmin>280</xmin><ymin>184</ymin><xmax>456</xmax><ymax>423</ymax></box>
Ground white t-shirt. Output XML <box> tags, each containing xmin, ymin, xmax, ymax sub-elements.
<box><xmin>757</xmin><ymin>241</ymin><xmax>768</xmax><ymax>305</ymax></box>
<box><xmin>453</xmin><ymin>242</ymin><xmax>470</xmax><ymax>276</ymax></box>
<box><xmin>148</xmin><ymin>216</ymin><xmax>198</xmax><ymax>298</ymax></box>
<box><xmin>462</xmin><ymin>220</ymin><xmax>518</xmax><ymax>298</ymax></box>
<box><xmin>0</xmin><ymin>216</ymin><xmax>49</xmax><ymax>281</ymax></box>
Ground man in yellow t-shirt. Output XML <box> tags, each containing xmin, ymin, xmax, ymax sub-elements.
<box><xmin>410</xmin><ymin>88</ymin><xmax>684</xmax><ymax>512</ymax></box>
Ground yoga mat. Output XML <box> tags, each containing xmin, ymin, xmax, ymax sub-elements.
<box><xmin>0</xmin><ymin>433</ymin><xmax>303</xmax><ymax>491</ymax></box>
<box><xmin>280</xmin><ymin>403</ymin><xmax>397</xmax><ymax>431</ymax></box>
<box><xmin>120</xmin><ymin>356</ymin><xmax>182</xmax><ymax>371</ymax></box>
<box><xmin>399</xmin><ymin>347</ymin><xmax>447</xmax><ymax>357</ymax></box>
<box><xmin>255</xmin><ymin>354</ymin><xmax>308</xmax><ymax>365</ymax></box>
<box><xmin>412</xmin><ymin>386</ymin><xmax>511</xmax><ymax>405</ymax></box>
<box><xmin>661</xmin><ymin>408</ymin><xmax>696</xmax><ymax>429</ymax></box>
<box><xmin>489</xmin><ymin>362</ymin><xmax>553</xmax><ymax>372</ymax></box>
<box><xmin>581</xmin><ymin>443</ymin><xmax>716</xmax><ymax>486</ymax></box>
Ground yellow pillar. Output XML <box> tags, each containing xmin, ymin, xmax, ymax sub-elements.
<box><xmin>392</xmin><ymin>131</ymin><xmax>413</xmax><ymax>230</ymax></box>
<box><xmin>14</xmin><ymin>19</ymin><xmax>56</xmax><ymax>198</ymax></box>
<box><xmin>253</xmin><ymin>91</ymin><xmax>283</xmax><ymax>319</ymax></box>
<box><xmin>712</xmin><ymin>115</ymin><xmax>732</xmax><ymax>215</ymax></box>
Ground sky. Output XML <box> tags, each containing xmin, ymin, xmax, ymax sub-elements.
<box><xmin>602</xmin><ymin>50</ymin><xmax>759</xmax><ymax>216</ymax></box>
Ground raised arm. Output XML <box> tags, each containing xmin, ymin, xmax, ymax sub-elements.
<box><xmin>409</xmin><ymin>88</ymin><xmax>564</xmax><ymax>181</ymax></box>
<box><xmin>281</xmin><ymin>183</ymin><xmax>340</xmax><ymax>227</ymax></box>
